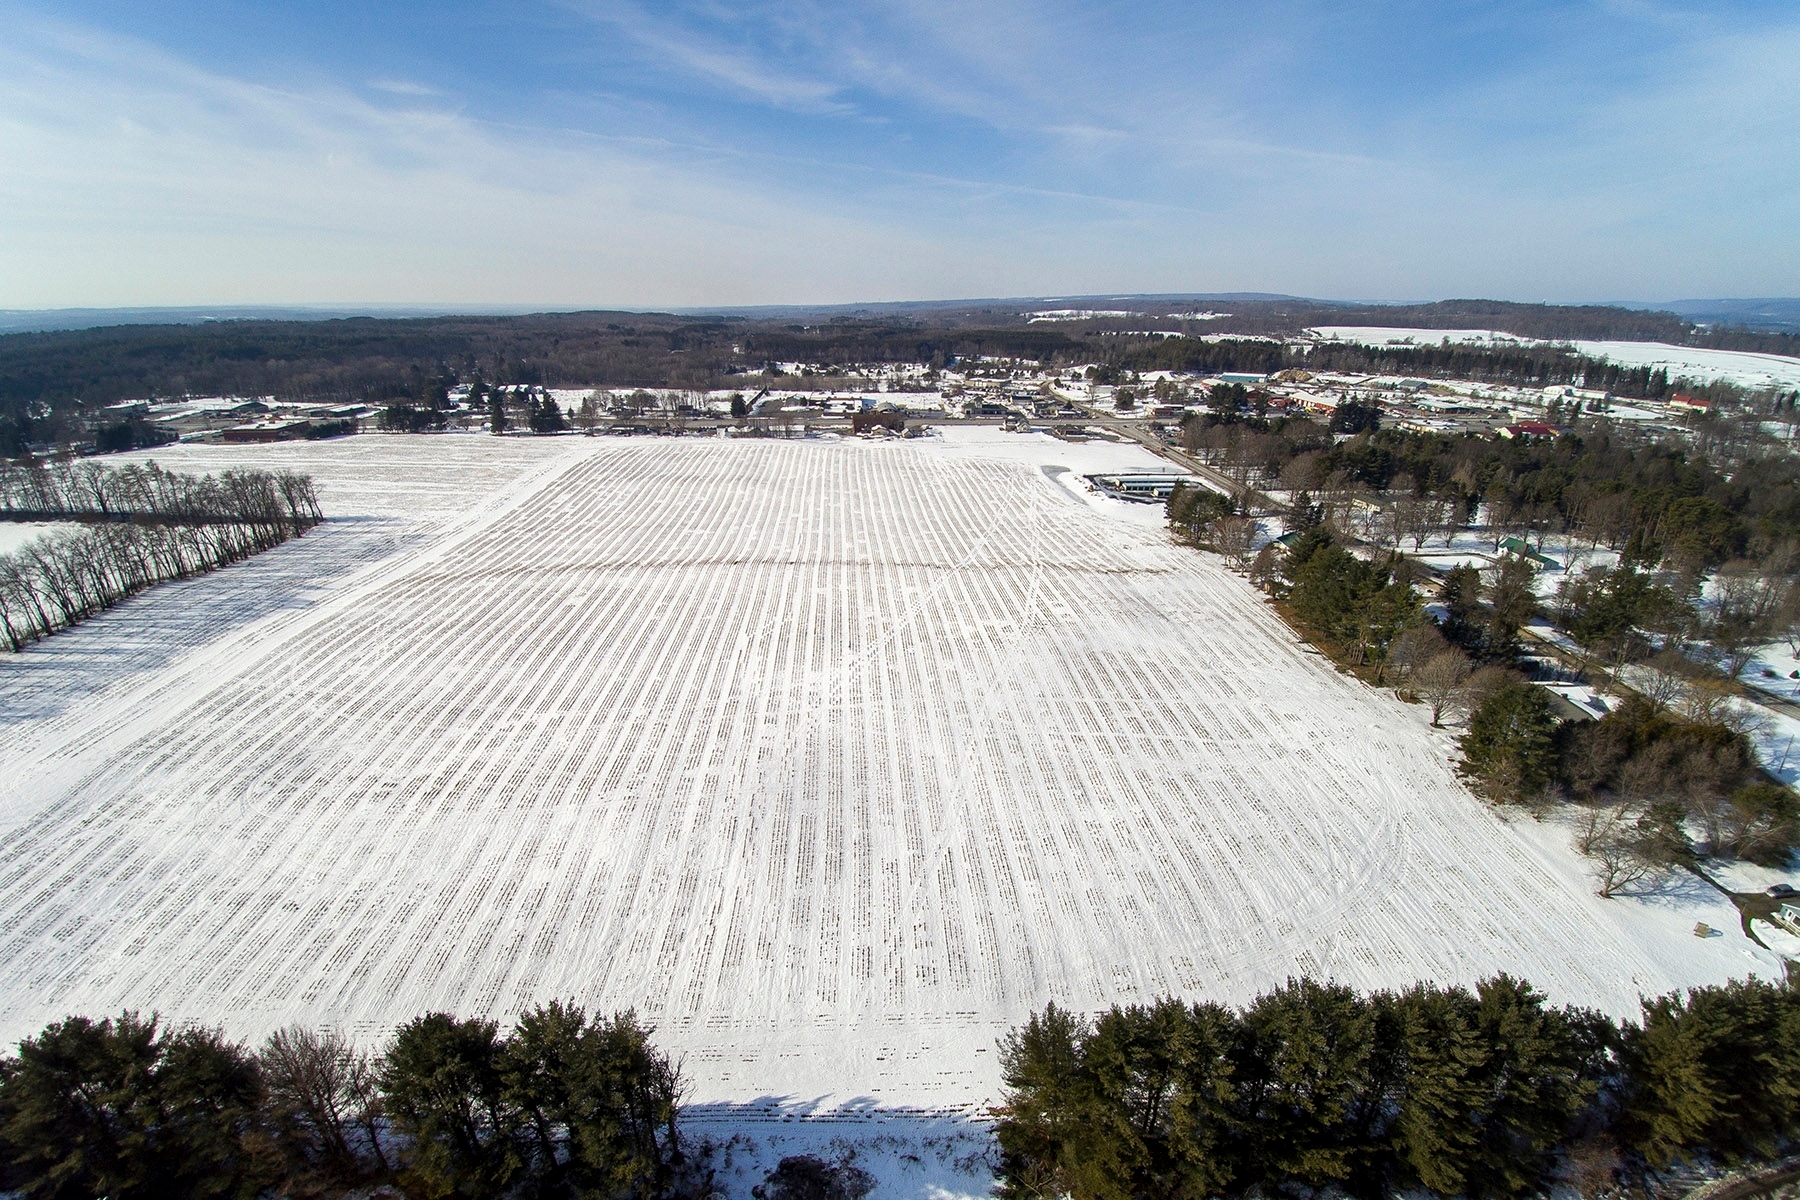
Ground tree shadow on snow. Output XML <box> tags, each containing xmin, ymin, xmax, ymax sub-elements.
<box><xmin>680</xmin><ymin>1098</ymin><xmax>998</xmax><ymax>1200</ymax></box>
<box><xmin>0</xmin><ymin>517</ymin><xmax>417</xmax><ymax>727</ymax></box>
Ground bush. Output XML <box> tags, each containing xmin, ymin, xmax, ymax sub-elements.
<box><xmin>754</xmin><ymin>1155</ymin><xmax>874</xmax><ymax>1200</ymax></box>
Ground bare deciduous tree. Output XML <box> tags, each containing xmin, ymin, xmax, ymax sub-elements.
<box><xmin>1414</xmin><ymin>649</ymin><xmax>1472</xmax><ymax>726</ymax></box>
<box><xmin>1710</xmin><ymin>558</ymin><xmax>1793</xmax><ymax>679</ymax></box>
<box><xmin>260</xmin><ymin>1025</ymin><xmax>389</xmax><ymax>1178</ymax></box>
<box><xmin>1576</xmin><ymin>800</ymin><xmax>1663</xmax><ymax>898</ymax></box>
<box><xmin>1385</xmin><ymin>623</ymin><xmax>1448</xmax><ymax>690</ymax></box>
<box><xmin>1208</xmin><ymin>515</ymin><xmax>1258</xmax><ymax>569</ymax></box>
<box><xmin>1639</xmin><ymin>648</ymin><xmax>1692</xmax><ymax>713</ymax></box>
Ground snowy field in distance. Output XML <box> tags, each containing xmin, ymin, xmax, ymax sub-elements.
<box><xmin>1564</xmin><ymin>340</ymin><xmax>1800</xmax><ymax>392</ymax></box>
<box><xmin>0</xmin><ymin>521</ymin><xmax>83</xmax><ymax>555</ymax></box>
<box><xmin>1310</xmin><ymin>326</ymin><xmax>1800</xmax><ymax>390</ymax></box>
<box><xmin>1310</xmin><ymin>326</ymin><xmax>1533</xmax><ymax>349</ymax></box>
<box><xmin>0</xmin><ymin>432</ymin><xmax>1778</xmax><ymax>1124</ymax></box>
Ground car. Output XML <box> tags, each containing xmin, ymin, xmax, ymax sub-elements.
<box><xmin>1769</xmin><ymin>884</ymin><xmax>1798</xmax><ymax>898</ymax></box>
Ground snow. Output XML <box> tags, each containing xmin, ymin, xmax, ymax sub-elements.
<box><xmin>1750</xmin><ymin>920</ymin><xmax>1800</xmax><ymax>961</ymax></box>
<box><xmin>923</xmin><ymin>426</ymin><xmax>1175</xmax><ymax>531</ymax></box>
<box><xmin>1710</xmin><ymin>858</ymin><xmax>1800</xmax><ymax>897</ymax></box>
<box><xmin>1742</xmin><ymin>704</ymin><xmax>1800</xmax><ymax>789</ymax></box>
<box><xmin>1565</xmin><ymin>341</ymin><xmax>1800</xmax><ymax>392</ymax></box>
<box><xmin>1501</xmin><ymin>806</ymin><xmax>1771</xmax><ymax>975</ymax></box>
<box><xmin>1310</xmin><ymin>326</ymin><xmax>1532</xmax><ymax>349</ymax></box>
<box><xmin>1536</xmin><ymin>682</ymin><xmax>1613</xmax><ymax>720</ymax></box>
<box><xmin>0</xmin><ymin>522</ymin><xmax>83</xmax><ymax>555</ymax></box>
<box><xmin>1308</xmin><ymin>327</ymin><xmax>1800</xmax><ymax>392</ymax></box>
<box><xmin>0</xmin><ymin>432</ymin><xmax>1780</xmax><ymax>1125</ymax></box>
<box><xmin>1741</xmin><ymin>639</ymin><xmax>1800</xmax><ymax>691</ymax></box>
<box><xmin>686</xmin><ymin>1106</ymin><xmax>995</xmax><ymax>1200</ymax></box>
<box><xmin>1523</xmin><ymin>623</ymin><xmax>1582</xmax><ymax>653</ymax></box>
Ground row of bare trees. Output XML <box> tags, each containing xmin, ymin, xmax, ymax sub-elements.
<box><xmin>0</xmin><ymin>457</ymin><xmax>320</xmax><ymax>526</ymax></box>
<box><xmin>0</xmin><ymin>465</ymin><xmax>321</xmax><ymax>650</ymax></box>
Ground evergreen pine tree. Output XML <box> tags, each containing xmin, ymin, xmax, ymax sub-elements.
<box><xmin>997</xmin><ymin>1004</ymin><xmax>1087</xmax><ymax>1200</ymax></box>
<box><xmin>1058</xmin><ymin>1003</ymin><xmax>1182</xmax><ymax>1200</ymax></box>
<box><xmin>1459</xmin><ymin>682</ymin><xmax>1561</xmax><ymax>803</ymax></box>
<box><xmin>381</xmin><ymin>1013</ymin><xmax>520</xmax><ymax>1195</ymax></box>
<box><xmin>1623</xmin><ymin>993</ymin><xmax>1723</xmax><ymax>1165</ymax></box>
<box><xmin>0</xmin><ymin>1012</ymin><xmax>263</xmax><ymax>1199</ymax></box>
<box><xmin>1167</xmin><ymin>1001</ymin><xmax>1241</xmax><ymax>1200</ymax></box>
<box><xmin>1391</xmin><ymin>984</ymin><xmax>1488</xmax><ymax>1196</ymax></box>
<box><xmin>1464</xmin><ymin>975</ymin><xmax>1588</xmax><ymax>1198</ymax></box>
<box><xmin>1229</xmin><ymin>979</ymin><xmax>1375</xmax><ymax>1192</ymax></box>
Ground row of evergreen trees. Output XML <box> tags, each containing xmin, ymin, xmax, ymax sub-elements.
<box><xmin>997</xmin><ymin>975</ymin><xmax>1800</xmax><ymax>1200</ymax></box>
<box><xmin>0</xmin><ymin>465</ymin><xmax>321</xmax><ymax>650</ymax></box>
<box><xmin>0</xmin><ymin>1003</ymin><xmax>685</xmax><ymax>1199</ymax></box>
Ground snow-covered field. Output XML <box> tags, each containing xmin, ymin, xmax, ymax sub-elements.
<box><xmin>1310</xmin><ymin>326</ymin><xmax>1533</xmax><ymax>349</ymax></box>
<box><xmin>0</xmin><ymin>521</ymin><xmax>82</xmax><ymax>555</ymax></box>
<box><xmin>1309</xmin><ymin>326</ymin><xmax>1800</xmax><ymax>391</ymax></box>
<box><xmin>1565</xmin><ymin>341</ymin><xmax>1800</xmax><ymax>392</ymax></box>
<box><xmin>0</xmin><ymin>432</ymin><xmax>1778</xmax><ymax>1127</ymax></box>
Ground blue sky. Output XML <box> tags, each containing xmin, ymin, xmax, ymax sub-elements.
<box><xmin>0</xmin><ymin>1</ymin><xmax>1795</xmax><ymax>308</ymax></box>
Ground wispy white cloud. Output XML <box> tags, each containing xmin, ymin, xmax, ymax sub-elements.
<box><xmin>0</xmin><ymin>15</ymin><xmax>1018</xmax><ymax>306</ymax></box>
<box><xmin>368</xmin><ymin>79</ymin><xmax>443</xmax><ymax>97</ymax></box>
<box><xmin>571</xmin><ymin>0</ymin><xmax>853</xmax><ymax>114</ymax></box>
<box><xmin>0</xmin><ymin>3</ymin><xmax>1794</xmax><ymax>306</ymax></box>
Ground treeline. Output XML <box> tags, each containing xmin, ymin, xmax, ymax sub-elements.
<box><xmin>0</xmin><ymin>1003</ymin><xmax>685</xmax><ymax>1199</ymax></box>
<box><xmin>1458</xmin><ymin>681</ymin><xmax>1797</xmax><ymax>884</ymax></box>
<box><xmin>1</xmin><ymin>457</ymin><xmax>317</xmax><ymax>523</ymax></box>
<box><xmin>0</xmin><ymin>314</ymin><xmax>739</xmax><ymax>450</ymax></box>
<box><xmin>1178</xmin><ymin>413</ymin><xmax>1800</xmax><ymax>681</ymax></box>
<box><xmin>997</xmin><ymin>975</ymin><xmax>1800</xmax><ymax>1200</ymax></box>
<box><xmin>1122</xmin><ymin>337</ymin><xmax>1753</xmax><ymax>406</ymax></box>
<box><xmin>1317</xmin><ymin>425</ymin><xmax>1796</xmax><ymax>559</ymax></box>
<box><xmin>8</xmin><ymin>299</ymin><xmax>1791</xmax><ymax>453</ymax></box>
<box><xmin>1189</xmin><ymin>413</ymin><xmax>1800</xmax><ymax>680</ymax></box>
<box><xmin>1232</xmin><ymin>524</ymin><xmax>1800</xmax><ymax>876</ymax></box>
<box><xmin>1182</xmin><ymin>409</ymin><xmax>1798</xmax><ymax>574</ymax></box>
<box><xmin>1172</xmin><ymin>422</ymin><xmax>1800</xmax><ymax>874</ymax></box>
<box><xmin>0</xmin><ymin>462</ymin><xmax>320</xmax><ymax>650</ymax></box>
<box><xmin>734</xmin><ymin>325</ymin><xmax>1084</xmax><ymax>369</ymax></box>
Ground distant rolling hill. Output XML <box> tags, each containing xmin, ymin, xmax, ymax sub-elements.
<box><xmin>1637</xmin><ymin>298</ymin><xmax>1800</xmax><ymax>334</ymax></box>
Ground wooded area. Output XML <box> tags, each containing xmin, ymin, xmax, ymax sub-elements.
<box><xmin>997</xmin><ymin>975</ymin><xmax>1800</xmax><ymax>1200</ymax></box>
<box><xmin>3</xmin><ymin>298</ymin><xmax>1794</xmax><ymax>452</ymax></box>
<box><xmin>1171</xmin><ymin>393</ymin><xmax>1800</xmax><ymax>875</ymax></box>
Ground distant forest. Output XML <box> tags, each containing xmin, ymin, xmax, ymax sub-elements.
<box><xmin>1</xmin><ymin>299</ymin><xmax>1797</xmax><ymax>452</ymax></box>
